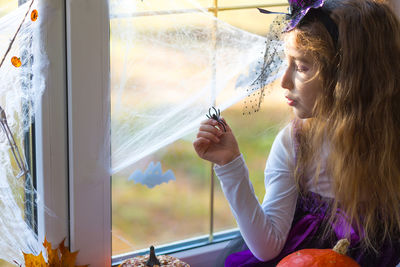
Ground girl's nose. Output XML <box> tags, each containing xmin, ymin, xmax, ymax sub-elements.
<box><xmin>281</xmin><ymin>66</ymin><xmax>294</xmax><ymax>90</ymax></box>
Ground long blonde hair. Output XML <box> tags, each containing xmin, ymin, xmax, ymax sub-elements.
<box><xmin>293</xmin><ymin>0</ymin><xmax>400</xmax><ymax>251</ymax></box>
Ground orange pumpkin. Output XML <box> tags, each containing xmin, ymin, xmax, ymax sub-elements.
<box><xmin>277</xmin><ymin>239</ymin><xmax>360</xmax><ymax>267</ymax></box>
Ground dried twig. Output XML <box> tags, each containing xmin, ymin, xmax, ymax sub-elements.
<box><xmin>0</xmin><ymin>0</ymin><xmax>35</xmax><ymax>70</ymax></box>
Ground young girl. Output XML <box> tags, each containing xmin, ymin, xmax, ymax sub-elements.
<box><xmin>193</xmin><ymin>0</ymin><xmax>400</xmax><ymax>266</ymax></box>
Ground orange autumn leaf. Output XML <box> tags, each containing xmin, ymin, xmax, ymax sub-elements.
<box><xmin>22</xmin><ymin>237</ymin><xmax>89</xmax><ymax>267</ymax></box>
<box><xmin>43</xmin><ymin>237</ymin><xmax>60</xmax><ymax>265</ymax></box>
<box><xmin>11</xmin><ymin>56</ymin><xmax>21</xmax><ymax>67</ymax></box>
<box><xmin>59</xmin><ymin>239</ymin><xmax>79</xmax><ymax>267</ymax></box>
<box><xmin>31</xmin><ymin>9</ymin><xmax>38</xmax><ymax>21</ymax></box>
<box><xmin>23</xmin><ymin>251</ymin><xmax>47</xmax><ymax>267</ymax></box>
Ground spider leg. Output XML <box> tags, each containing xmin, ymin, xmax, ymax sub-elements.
<box><xmin>206</xmin><ymin>114</ymin><xmax>211</xmax><ymax>119</ymax></box>
<box><xmin>217</xmin><ymin>120</ymin><xmax>227</xmax><ymax>132</ymax></box>
<box><xmin>219</xmin><ymin>118</ymin><xmax>227</xmax><ymax>126</ymax></box>
<box><xmin>212</xmin><ymin>107</ymin><xmax>218</xmax><ymax>117</ymax></box>
<box><xmin>208</xmin><ymin>108</ymin><xmax>213</xmax><ymax>118</ymax></box>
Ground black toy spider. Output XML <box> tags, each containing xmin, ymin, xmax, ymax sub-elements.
<box><xmin>206</xmin><ymin>107</ymin><xmax>227</xmax><ymax>132</ymax></box>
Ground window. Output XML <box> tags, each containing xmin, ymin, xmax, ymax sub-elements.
<box><xmin>56</xmin><ymin>0</ymin><xmax>290</xmax><ymax>266</ymax></box>
<box><xmin>0</xmin><ymin>0</ymin><xmax>18</xmax><ymax>16</ymax></box>
<box><xmin>34</xmin><ymin>0</ymin><xmax>69</xmax><ymax>258</ymax></box>
<box><xmin>109</xmin><ymin>0</ymin><xmax>289</xmax><ymax>264</ymax></box>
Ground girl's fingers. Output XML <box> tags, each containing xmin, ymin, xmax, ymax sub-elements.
<box><xmin>193</xmin><ymin>137</ymin><xmax>210</xmax><ymax>149</ymax></box>
<box><xmin>199</xmin><ymin>124</ymin><xmax>223</xmax><ymax>136</ymax></box>
<box><xmin>200</xmin><ymin>118</ymin><xmax>220</xmax><ymax>126</ymax></box>
<box><xmin>201</xmin><ymin>118</ymin><xmax>230</xmax><ymax>132</ymax></box>
<box><xmin>193</xmin><ymin>137</ymin><xmax>209</xmax><ymax>157</ymax></box>
<box><xmin>197</xmin><ymin>130</ymin><xmax>220</xmax><ymax>143</ymax></box>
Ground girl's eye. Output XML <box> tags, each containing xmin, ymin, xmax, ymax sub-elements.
<box><xmin>295</xmin><ymin>64</ymin><xmax>309</xmax><ymax>72</ymax></box>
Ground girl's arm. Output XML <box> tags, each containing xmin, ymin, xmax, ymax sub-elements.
<box><xmin>214</xmin><ymin>125</ymin><xmax>298</xmax><ymax>261</ymax></box>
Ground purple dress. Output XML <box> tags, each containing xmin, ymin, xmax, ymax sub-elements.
<box><xmin>224</xmin><ymin>191</ymin><xmax>400</xmax><ymax>267</ymax></box>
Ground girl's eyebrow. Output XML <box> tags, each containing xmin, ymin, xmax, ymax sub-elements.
<box><xmin>284</xmin><ymin>45</ymin><xmax>313</xmax><ymax>64</ymax></box>
<box><xmin>284</xmin><ymin>49</ymin><xmax>312</xmax><ymax>64</ymax></box>
<box><xmin>289</xmin><ymin>55</ymin><xmax>312</xmax><ymax>64</ymax></box>
<box><xmin>286</xmin><ymin>56</ymin><xmax>313</xmax><ymax>68</ymax></box>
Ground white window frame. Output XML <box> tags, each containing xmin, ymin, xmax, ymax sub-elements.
<box><xmin>36</xmin><ymin>0</ymin><xmax>111</xmax><ymax>265</ymax></box>
<box><xmin>65</xmin><ymin>0</ymin><xmax>111</xmax><ymax>265</ymax></box>
<box><xmin>35</xmin><ymin>0</ymin><xmax>69</xmax><ymax>255</ymax></box>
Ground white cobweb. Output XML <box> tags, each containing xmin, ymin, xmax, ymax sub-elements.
<box><xmin>110</xmin><ymin>0</ymin><xmax>286</xmax><ymax>175</ymax></box>
<box><xmin>0</xmin><ymin>0</ymin><xmax>47</xmax><ymax>264</ymax></box>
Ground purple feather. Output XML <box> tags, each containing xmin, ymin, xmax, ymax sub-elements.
<box><xmin>258</xmin><ymin>0</ymin><xmax>326</xmax><ymax>32</ymax></box>
<box><xmin>286</xmin><ymin>0</ymin><xmax>325</xmax><ymax>31</ymax></box>
<box><xmin>288</xmin><ymin>0</ymin><xmax>324</xmax><ymax>8</ymax></box>
<box><xmin>257</xmin><ymin>8</ymin><xmax>287</xmax><ymax>15</ymax></box>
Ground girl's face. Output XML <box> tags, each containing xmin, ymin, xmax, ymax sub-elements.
<box><xmin>281</xmin><ymin>32</ymin><xmax>323</xmax><ymax>119</ymax></box>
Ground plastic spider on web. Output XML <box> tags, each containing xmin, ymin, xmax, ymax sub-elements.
<box><xmin>206</xmin><ymin>107</ymin><xmax>227</xmax><ymax>132</ymax></box>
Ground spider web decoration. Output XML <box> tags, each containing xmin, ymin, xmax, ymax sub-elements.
<box><xmin>110</xmin><ymin>0</ymin><xmax>286</xmax><ymax>174</ymax></box>
<box><xmin>0</xmin><ymin>0</ymin><xmax>48</xmax><ymax>264</ymax></box>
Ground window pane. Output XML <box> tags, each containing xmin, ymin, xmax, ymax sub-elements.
<box><xmin>110</xmin><ymin>0</ymin><xmax>212</xmax><ymax>15</ymax></box>
<box><xmin>0</xmin><ymin>0</ymin><xmax>17</xmax><ymax>18</ymax></box>
<box><xmin>111</xmin><ymin>0</ymin><xmax>290</xmax><ymax>258</ymax></box>
<box><xmin>217</xmin><ymin>5</ymin><xmax>287</xmax><ymax>36</ymax></box>
<box><xmin>218</xmin><ymin>0</ymin><xmax>287</xmax><ymax>7</ymax></box>
<box><xmin>112</xmin><ymin>140</ymin><xmax>210</xmax><ymax>255</ymax></box>
<box><xmin>111</xmin><ymin>7</ymin><xmax>214</xmax><ymax>256</ymax></box>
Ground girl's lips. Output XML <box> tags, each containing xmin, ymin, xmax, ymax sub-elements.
<box><xmin>285</xmin><ymin>96</ymin><xmax>297</xmax><ymax>106</ymax></box>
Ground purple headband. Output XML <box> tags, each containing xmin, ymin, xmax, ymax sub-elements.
<box><xmin>258</xmin><ymin>0</ymin><xmax>338</xmax><ymax>46</ymax></box>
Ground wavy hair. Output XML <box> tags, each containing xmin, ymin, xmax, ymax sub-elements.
<box><xmin>292</xmin><ymin>0</ymin><xmax>400</xmax><ymax>252</ymax></box>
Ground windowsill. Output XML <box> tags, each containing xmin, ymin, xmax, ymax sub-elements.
<box><xmin>112</xmin><ymin>241</ymin><xmax>230</xmax><ymax>267</ymax></box>
<box><xmin>112</xmin><ymin>229</ymin><xmax>240</xmax><ymax>266</ymax></box>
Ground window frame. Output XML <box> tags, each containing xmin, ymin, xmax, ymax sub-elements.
<box><xmin>36</xmin><ymin>0</ymin><xmax>110</xmax><ymax>265</ymax></box>
<box><xmin>65</xmin><ymin>0</ymin><xmax>111</xmax><ymax>265</ymax></box>
<box><xmin>35</xmin><ymin>0</ymin><xmax>69</xmax><ymax>254</ymax></box>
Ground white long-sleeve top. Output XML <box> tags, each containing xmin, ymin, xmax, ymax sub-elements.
<box><xmin>214</xmin><ymin>123</ymin><xmax>333</xmax><ymax>261</ymax></box>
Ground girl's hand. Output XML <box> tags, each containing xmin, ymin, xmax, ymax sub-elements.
<box><xmin>193</xmin><ymin>118</ymin><xmax>241</xmax><ymax>166</ymax></box>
